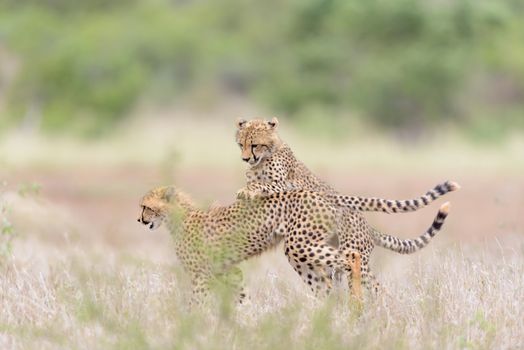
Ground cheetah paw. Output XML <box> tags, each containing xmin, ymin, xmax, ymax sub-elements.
<box><xmin>236</xmin><ymin>188</ymin><xmax>262</xmax><ymax>200</ymax></box>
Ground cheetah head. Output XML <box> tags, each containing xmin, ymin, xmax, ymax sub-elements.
<box><xmin>235</xmin><ymin>117</ymin><xmax>282</xmax><ymax>167</ymax></box>
<box><xmin>137</xmin><ymin>186</ymin><xmax>177</xmax><ymax>230</ymax></box>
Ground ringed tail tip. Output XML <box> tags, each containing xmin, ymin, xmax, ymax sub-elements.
<box><xmin>440</xmin><ymin>201</ymin><xmax>451</xmax><ymax>214</ymax></box>
<box><xmin>448</xmin><ymin>181</ymin><xmax>461</xmax><ymax>191</ymax></box>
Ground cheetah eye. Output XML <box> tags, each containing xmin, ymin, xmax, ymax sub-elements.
<box><xmin>251</xmin><ymin>144</ymin><xmax>259</xmax><ymax>148</ymax></box>
<box><xmin>142</xmin><ymin>206</ymin><xmax>159</xmax><ymax>215</ymax></box>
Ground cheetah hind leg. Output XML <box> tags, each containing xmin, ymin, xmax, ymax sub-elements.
<box><xmin>360</xmin><ymin>267</ymin><xmax>383</xmax><ymax>296</ymax></box>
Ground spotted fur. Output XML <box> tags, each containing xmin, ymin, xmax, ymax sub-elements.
<box><xmin>138</xmin><ymin>185</ymin><xmax>450</xmax><ymax>304</ymax></box>
<box><xmin>235</xmin><ymin>117</ymin><xmax>459</xmax><ymax>292</ymax></box>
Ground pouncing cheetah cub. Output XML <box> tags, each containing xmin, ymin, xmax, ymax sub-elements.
<box><xmin>235</xmin><ymin>117</ymin><xmax>459</xmax><ymax>292</ymax></box>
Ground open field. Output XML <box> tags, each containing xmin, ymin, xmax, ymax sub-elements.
<box><xmin>0</xmin><ymin>118</ymin><xmax>523</xmax><ymax>349</ymax></box>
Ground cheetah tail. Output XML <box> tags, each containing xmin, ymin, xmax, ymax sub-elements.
<box><xmin>330</xmin><ymin>180</ymin><xmax>460</xmax><ymax>213</ymax></box>
<box><xmin>371</xmin><ymin>202</ymin><xmax>450</xmax><ymax>254</ymax></box>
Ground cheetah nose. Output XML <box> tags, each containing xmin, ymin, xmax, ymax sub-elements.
<box><xmin>242</xmin><ymin>157</ymin><xmax>250</xmax><ymax>163</ymax></box>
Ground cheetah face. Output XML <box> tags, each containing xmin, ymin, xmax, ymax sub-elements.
<box><xmin>137</xmin><ymin>186</ymin><xmax>176</xmax><ymax>231</ymax></box>
<box><xmin>238</xmin><ymin>142</ymin><xmax>271</xmax><ymax>166</ymax></box>
<box><xmin>137</xmin><ymin>205</ymin><xmax>164</xmax><ymax>230</ymax></box>
<box><xmin>235</xmin><ymin>117</ymin><xmax>279</xmax><ymax>167</ymax></box>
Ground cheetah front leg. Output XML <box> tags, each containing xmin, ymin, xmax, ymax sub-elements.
<box><xmin>237</xmin><ymin>181</ymin><xmax>295</xmax><ymax>200</ymax></box>
<box><xmin>190</xmin><ymin>270</ymin><xmax>246</xmax><ymax>308</ymax></box>
<box><xmin>189</xmin><ymin>275</ymin><xmax>213</xmax><ymax>308</ymax></box>
<box><xmin>216</xmin><ymin>266</ymin><xmax>247</xmax><ymax>304</ymax></box>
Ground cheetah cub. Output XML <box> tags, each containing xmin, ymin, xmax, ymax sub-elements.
<box><xmin>235</xmin><ymin>117</ymin><xmax>459</xmax><ymax>292</ymax></box>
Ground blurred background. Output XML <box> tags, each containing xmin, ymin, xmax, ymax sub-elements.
<box><xmin>1</xmin><ymin>0</ymin><xmax>524</xmax><ymax>137</ymax></box>
<box><xmin>0</xmin><ymin>0</ymin><xmax>523</xmax><ymax>293</ymax></box>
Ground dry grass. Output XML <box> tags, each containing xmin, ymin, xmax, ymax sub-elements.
<box><xmin>0</xmin><ymin>236</ymin><xmax>522</xmax><ymax>349</ymax></box>
<box><xmin>1</xmin><ymin>181</ymin><xmax>522</xmax><ymax>350</ymax></box>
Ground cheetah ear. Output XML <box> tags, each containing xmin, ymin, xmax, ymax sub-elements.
<box><xmin>236</xmin><ymin>118</ymin><xmax>247</xmax><ymax>129</ymax></box>
<box><xmin>163</xmin><ymin>186</ymin><xmax>176</xmax><ymax>202</ymax></box>
<box><xmin>267</xmin><ymin>117</ymin><xmax>279</xmax><ymax>129</ymax></box>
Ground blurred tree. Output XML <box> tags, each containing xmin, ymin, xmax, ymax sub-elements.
<box><xmin>0</xmin><ymin>0</ymin><xmax>522</xmax><ymax>136</ymax></box>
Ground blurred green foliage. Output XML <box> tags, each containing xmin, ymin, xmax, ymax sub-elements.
<box><xmin>0</xmin><ymin>0</ymin><xmax>523</xmax><ymax>136</ymax></box>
